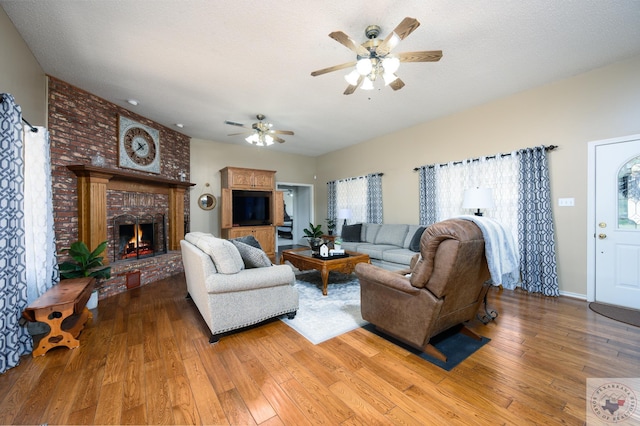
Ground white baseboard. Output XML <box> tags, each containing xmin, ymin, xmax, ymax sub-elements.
<box><xmin>559</xmin><ymin>290</ymin><xmax>587</xmax><ymax>300</ymax></box>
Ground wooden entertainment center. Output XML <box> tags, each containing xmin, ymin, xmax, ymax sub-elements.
<box><xmin>220</xmin><ymin>167</ymin><xmax>284</xmax><ymax>260</ymax></box>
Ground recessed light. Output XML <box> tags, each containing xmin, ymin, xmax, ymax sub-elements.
<box><xmin>176</xmin><ymin>123</ymin><xmax>184</xmax><ymax>128</ymax></box>
<box><xmin>126</xmin><ymin>99</ymin><xmax>139</xmax><ymax>106</ymax></box>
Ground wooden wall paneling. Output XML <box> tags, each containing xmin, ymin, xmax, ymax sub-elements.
<box><xmin>169</xmin><ymin>186</ymin><xmax>185</xmax><ymax>251</ymax></box>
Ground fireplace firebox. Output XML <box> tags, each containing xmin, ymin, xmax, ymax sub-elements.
<box><xmin>113</xmin><ymin>214</ymin><xmax>167</xmax><ymax>261</ymax></box>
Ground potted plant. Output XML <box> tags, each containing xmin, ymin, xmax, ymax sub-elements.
<box><xmin>325</xmin><ymin>218</ymin><xmax>337</xmax><ymax>235</ymax></box>
<box><xmin>334</xmin><ymin>237</ymin><xmax>343</xmax><ymax>250</ymax></box>
<box><xmin>59</xmin><ymin>240</ymin><xmax>111</xmax><ymax>309</ymax></box>
<box><xmin>303</xmin><ymin>223</ymin><xmax>324</xmax><ymax>254</ymax></box>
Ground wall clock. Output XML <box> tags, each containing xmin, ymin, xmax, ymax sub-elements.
<box><xmin>118</xmin><ymin>115</ymin><xmax>160</xmax><ymax>173</ymax></box>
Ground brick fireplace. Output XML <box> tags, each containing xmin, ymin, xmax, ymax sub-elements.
<box><xmin>48</xmin><ymin>77</ymin><xmax>192</xmax><ymax>299</ymax></box>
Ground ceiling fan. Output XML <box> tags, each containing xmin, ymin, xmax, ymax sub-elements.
<box><xmin>311</xmin><ymin>17</ymin><xmax>442</xmax><ymax>95</ymax></box>
<box><xmin>225</xmin><ymin>114</ymin><xmax>294</xmax><ymax>146</ymax></box>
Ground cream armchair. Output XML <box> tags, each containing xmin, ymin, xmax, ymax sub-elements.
<box><xmin>181</xmin><ymin>232</ymin><xmax>298</xmax><ymax>343</ymax></box>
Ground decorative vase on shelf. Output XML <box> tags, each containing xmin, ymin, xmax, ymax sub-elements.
<box><xmin>308</xmin><ymin>237</ymin><xmax>323</xmax><ymax>255</ymax></box>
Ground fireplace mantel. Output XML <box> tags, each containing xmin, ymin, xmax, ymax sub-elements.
<box><xmin>67</xmin><ymin>164</ymin><xmax>195</xmax><ymax>258</ymax></box>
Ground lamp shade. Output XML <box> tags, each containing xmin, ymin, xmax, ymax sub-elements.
<box><xmin>338</xmin><ymin>209</ymin><xmax>352</xmax><ymax>219</ymax></box>
<box><xmin>462</xmin><ymin>188</ymin><xmax>495</xmax><ymax>215</ymax></box>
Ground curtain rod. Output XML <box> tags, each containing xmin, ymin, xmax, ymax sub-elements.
<box><xmin>413</xmin><ymin>145</ymin><xmax>557</xmax><ymax>171</ymax></box>
<box><xmin>329</xmin><ymin>172</ymin><xmax>384</xmax><ymax>184</ymax></box>
<box><xmin>0</xmin><ymin>94</ymin><xmax>38</xmax><ymax>133</ymax></box>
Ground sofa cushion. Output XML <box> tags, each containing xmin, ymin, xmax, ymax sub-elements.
<box><xmin>355</xmin><ymin>244</ymin><xmax>399</xmax><ymax>260</ymax></box>
<box><xmin>230</xmin><ymin>240</ymin><xmax>272</xmax><ymax>269</ymax></box>
<box><xmin>185</xmin><ymin>233</ymin><xmax>244</xmax><ymax>274</ymax></box>
<box><xmin>231</xmin><ymin>235</ymin><xmax>262</xmax><ymax>249</ymax></box>
<box><xmin>363</xmin><ymin>223</ymin><xmax>381</xmax><ymax>243</ymax></box>
<box><xmin>374</xmin><ymin>224</ymin><xmax>409</xmax><ymax>247</ymax></box>
<box><xmin>382</xmin><ymin>248</ymin><xmax>417</xmax><ymax>266</ymax></box>
<box><xmin>409</xmin><ymin>226</ymin><xmax>426</xmax><ymax>252</ymax></box>
<box><xmin>341</xmin><ymin>223</ymin><xmax>362</xmax><ymax>242</ymax></box>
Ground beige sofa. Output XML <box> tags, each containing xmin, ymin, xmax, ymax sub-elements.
<box><xmin>340</xmin><ymin>223</ymin><xmax>424</xmax><ymax>270</ymax></box>
<box><xmin>180</xmin><ymin>232</ymin><xmax>298</xmax><ymax>343</ymax></box>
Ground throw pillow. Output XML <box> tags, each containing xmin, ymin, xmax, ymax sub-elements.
<box><xmin>231</xmin><ymin>235</ymin><xmax>263</xmax><ymax>249</ymax></box>
<box><xmin>230</xmin><ymin>240</ymin><xmax>272</xmax><ymax>269</ymax></box>
<box><xmin>187</xmin><ymin>234</ymin><xmax>244</xmax><ymax>274</ymax></box>
<box><xmin>409</xmin><ymin>226</ymin><xmax>426</xmax><ymax>252</ymax></box>
<box><xmin>341</xmin><ymin>223</ymin><xmax>362</xmax><ymax>242</ymax></box>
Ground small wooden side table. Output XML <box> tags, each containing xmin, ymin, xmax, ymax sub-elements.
<box><xmin>22</xmin><ymin>277</ymin><xmax>95</xmax><ymax>357</ymax></box>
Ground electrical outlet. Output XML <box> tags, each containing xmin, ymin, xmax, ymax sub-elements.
<box><xmin>558</xmin><ymin>198</ymin><xmax>575</xmax><ymax>207</ymax></box>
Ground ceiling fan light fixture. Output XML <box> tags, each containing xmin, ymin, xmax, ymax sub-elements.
<box><xmin>383</xmin><ymin>72</ymin><xmax>398</xmax><ymax>86</ymax></box>
<box><xmin>356</xmin><ymin>58</ymin><xmax>373</xmax><ymax>75</ymax></box>
<box><xmin>361</xmin><ymin>77</ymin><xmax>375</xmax><ymax>90</ymax></box>
<box><xmin>345</xmin><ymin>69</ymin><xmax>360</xmax><ymax>85</ymax></box>
<box><xmin>245</xmin><ymin>134</ymin><xmax>259</xmax><ymax>145</ymax></box>
<box><xmin>265</xmin><ymin>134</ymin><xmax>274</xmax><ymax>145</ymax></box>
<box><xmin>382</xmin><ymin>56</ymin><xmax>400</xmax><ymax>74</ymax></box>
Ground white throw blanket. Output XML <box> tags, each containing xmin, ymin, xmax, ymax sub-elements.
<box><xmin>457</xmin><ymin>215</ymin><xmax>520</xmax><ymax>289</ymax></box>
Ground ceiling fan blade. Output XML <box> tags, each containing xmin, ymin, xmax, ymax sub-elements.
<box><xmin>376</xmin><ymin>17</ymin><xmax>421</xmax><ymax>56</ymax></box>
<box><xmin>270</xmin><ymin>130</ymin><xmax>294</xmax><ymax>135</ymax></box>
<box><xmin>224</xmin><ymin>120</ymin><xmax>250</xmax><ymax>128</ymax></box>
<box><xmin>343</xmin><ymin>75</ymin><xmax>364</xmax><ymax>95</ymax></box>
<box><xmin>397</xmin><ymin>50</ymin><xmax>443</xmax><ymax>62</ymax></box>
<box><xmin>311</xmin><ymin>61</ymin><xmax>357</xmax><ymax>77</ymax></box>
<box><xmin>273</xmin><ymin>136</ymin><xmax>286</xmax><ymax>143</ymax></box>
<box><xmin>329</xmin><ymin>31</ymin><xmax>370</xmax><ymax>57</ymax></box>
<box><xmin>227</xmin><ymin>131</ymin><xmax>251</xmax><ymax>136</ymax></box>
<box><xmin>389</xmin><ymin>77</ymin><xmax>405</xmax><ymax>91</ymax></box>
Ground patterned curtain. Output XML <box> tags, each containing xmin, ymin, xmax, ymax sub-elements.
<box><xmin>418</xmin><ymin>155</ymin><xmax>520</xmax><ymax>245</ymax></box>
<box><xmin>517</xmin><ymin>146</ymin><xmax>559</xmax><ymax>296</ymax></box>
<box><xmin>366</xmin><ymin>173</ymin><xmax>383</xmax><ymax>224</ymax></box>
<box><xmin>0</xmin><ymin>94</ymin><xmax>31</xmax><ymax>373</ymax></box>
<box><xmin>333</xmin><ymin>173</ymin><xmax>382</xmax><ymax>232</ymax></box>
<box><xmin>418</xmin><ymin>166</ymin><xmax>437</xmax><ymax>225</ymax></box>
<box><xmin>327</xmin><ymin>180</ymin><xmax>337</xmax><ymax>223</ymax></box>
<box><xmin>24</xmin><ymin>125</ymin><xmax>58</xmax><ymax>303</ymax></box>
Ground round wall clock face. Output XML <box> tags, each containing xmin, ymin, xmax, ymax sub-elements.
<box><xmin>124</xmin><ymin>127</ymin><xmax>157</xmax><ymax>166</ymax></box>
<box><xmin>118</xmin><ymin>116</ymin><xmax>160</xmax><ymax>173</ymax></box>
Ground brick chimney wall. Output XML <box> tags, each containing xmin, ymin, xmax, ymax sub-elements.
<box><xmin>48</xmin><ymin>76</ymin><xmax>191</xmax><ymax>298</ymax></box>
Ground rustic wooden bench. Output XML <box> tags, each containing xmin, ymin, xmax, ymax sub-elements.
<box><xmin>22</xmin><ymin>277</ymin><xmax>95</xmax><ymax>357</ymax></box>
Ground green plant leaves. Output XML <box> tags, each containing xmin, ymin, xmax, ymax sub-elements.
<box><xmin>303</xmin><ymin>223</ymin><xmax>323</xmax><ymax>238</ymax></box>
<box><xmin>59</xmin><ymin>240</ymin><xmax>111</xmax><ymax>280</ymax></box>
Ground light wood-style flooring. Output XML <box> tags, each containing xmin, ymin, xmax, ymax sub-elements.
<box><xmin>1</xmin><ymin>273</ymin><xmax>639</xmax><ymax>425</ymax></box>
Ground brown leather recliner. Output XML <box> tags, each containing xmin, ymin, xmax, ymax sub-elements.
<box><xmin>355</xmin><ymin>218</ymin><xmax>491</xmax><ymax>361</ymax></box>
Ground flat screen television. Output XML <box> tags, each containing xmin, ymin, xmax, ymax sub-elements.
<box><xmin>232</xmin><ymin>190</ymin><xmax>272</xmax><ymax>226</ymax></box>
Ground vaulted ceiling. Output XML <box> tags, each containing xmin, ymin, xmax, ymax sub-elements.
<box><xmin>3</xmin><ymin>1</ymin><xmax>640</xmax><ymax>156</ymax></box>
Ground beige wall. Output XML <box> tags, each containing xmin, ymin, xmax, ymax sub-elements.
<box><xmin>315</xmin><ymin>55</ymin><xmax>640</xmax><ymax>297</ymax></box>
<box><xmin>0</xmin><ymin>7</ymin><xmax>46</xmax><ymax>123</ymax></box>
<box><xmin>6</xmin><ymin>2</ymin><xmax>639</xmax><ymax>297</ymax></box>
<box><xmin>189</xmin><ymin>139</ymin><xmax>317</xmax><ymax>235</ymax></box>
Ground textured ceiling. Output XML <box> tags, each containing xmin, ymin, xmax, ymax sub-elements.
<box><xmin>3</xmin><ymin>0</ymin><xmax>640</xmax><ymax>156</ymax></box>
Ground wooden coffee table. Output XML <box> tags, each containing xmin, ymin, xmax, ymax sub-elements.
<box><xmin>280</xmin><ymin>248</ymin><xmax>370</xmax><ymax>296</ymax></box>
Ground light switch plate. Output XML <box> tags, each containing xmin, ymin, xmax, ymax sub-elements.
<box><xmin>558</xmin><ymin>198</ymin><xmax>575</xmax><ymax>207</ymax></box>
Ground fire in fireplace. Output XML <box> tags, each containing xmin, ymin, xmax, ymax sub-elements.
<box><xmin>113</xmin><ymin>214</ymin><xmax>167</xmax><ymax>261</ymax></box>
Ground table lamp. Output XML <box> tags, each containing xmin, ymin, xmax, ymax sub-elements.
<box><xmin>462</xmin><ymin>188</ymin><xmax>495</xmax><ymax>216</ymax></box>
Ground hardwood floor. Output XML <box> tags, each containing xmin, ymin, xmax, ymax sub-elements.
<box><xmin>1</xmin><ymin>273</ymin><xmax>639</xmax><ymax>425</ymax></box>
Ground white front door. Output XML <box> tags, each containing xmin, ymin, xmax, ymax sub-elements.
<box><xmin>594</xmin><ymin>137</ymin><xmax>640</xmax><ymax>308</ymax></box>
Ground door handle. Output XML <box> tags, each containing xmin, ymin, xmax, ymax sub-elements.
<box><xmin>598</xmin><ymin>233</ymin><xmax>607</xmax><ymax>239</ymax></box>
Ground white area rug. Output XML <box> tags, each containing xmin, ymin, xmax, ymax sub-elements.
<box><xmin>281</xmin><ymin>271</ymin><xmax>367</xmax><ymax>344</ymax></box>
